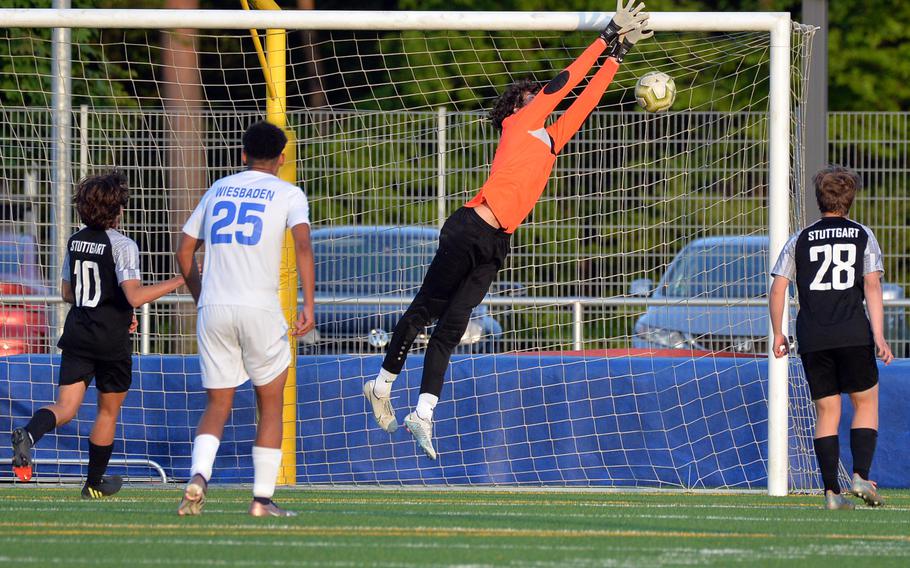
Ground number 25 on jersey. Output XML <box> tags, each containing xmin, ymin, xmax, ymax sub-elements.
<box><xmin>210</xmin><ymin>200</ymin><xmax>265</xmax><ymax>246</ymax></box>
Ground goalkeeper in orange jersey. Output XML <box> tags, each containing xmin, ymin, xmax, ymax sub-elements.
<box><xmin>363</xmin><ymin>1</ymin><xmax>653</xmax><ymax>459</ymax></box>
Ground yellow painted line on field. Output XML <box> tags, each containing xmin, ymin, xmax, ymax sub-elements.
<box><xmin>4</xmin><ymin>521</ymin><xmax>910</xmax><ymax>543</ymax></box>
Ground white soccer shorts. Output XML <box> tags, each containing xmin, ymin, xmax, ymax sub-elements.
<box><xmin>197</xmin><ymin>305</ymin><xmax>291</xmax><ymax>389</ymax></box>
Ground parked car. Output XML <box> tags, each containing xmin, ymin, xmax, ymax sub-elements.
<box><xmin>0</xmin><ymin>230</ymin><xmax>50</xmax><ymax>356</ymax></box>
<box><xmin>630</xmin><ymin>235</ymin><xmax>907</xmax><ymax>356</ymax></box>
<box><xmin>301</xmin><ymin>225</ymin><xmax>503</xmax><ymax>354</ymax></box>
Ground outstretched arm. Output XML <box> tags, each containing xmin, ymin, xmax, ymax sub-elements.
<box><xmin>547</xmin><ymin>58</ymin><xmax>619</xmax><ymax>154</ymax></box>
<box><xmin>513</xmin><ymin>38</ymin><xmax>608</xmax><ymax>128</ymax></box>
<box><xmin>514</xmin><ymin>1</ymin><xmax>647</xmax><ymax>128</ymax></box>
<box><xmin>121</xmin><ymin>275</ymin><xmax>184</xmax><ymax>309</ymax></box>
<box><xmin>525</xmin><ymin>9</ymin><xmax>651</xmax><ymax>149</ymax></box>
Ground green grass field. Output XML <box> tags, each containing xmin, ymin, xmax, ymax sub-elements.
<box><xmin>2</xmin><ymin>486</ymin><xmax>909</xmax><ymax>567</ymax></box>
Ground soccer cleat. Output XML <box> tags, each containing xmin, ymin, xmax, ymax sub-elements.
<box><xmin>249</xmin><ymin>499</ymin><xmax>298</xmax><ymax>517</ymax></box>
<box><xmin>11</xmin><ymin>428</ymin><xmax>33</xmax><ymax>482</ymax></box>
<box><xmin>404</xmin><ymin>412</ymin><xmax>437</xmax><ymax>460</ymax></box>
<box><xmin>363</xmin><ymin>380</ymin><xmax>398</xmax><ymax>433</ymax></box>
<box><xmin>81</xmin><ymin>475</ymin><xmax>123</xmax><ymax>499</ymax></box>
<box><xmin>177</xmin><ymin>474</ymin><xmax>208</xmax><ymax>516</ymax></box>
<box><xmin>851</xmin><ymin>473</ymin><xmax>884</xmax><ymax>507</ymax></box>
<box><xmin>824</xmin><ymin>490</ymin><xmax>855</xmax><ymax>510</ymax></box>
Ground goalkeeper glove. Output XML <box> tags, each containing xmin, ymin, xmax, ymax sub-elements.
<box><xmin>600</xmin><ymin>0</ymin><xmax>649</xmax><ymax>46</ymax></box>
<box><xmin>609</xmin><ymin>19</ymin><xmax>654</xmax><ymax>63</ymax></box>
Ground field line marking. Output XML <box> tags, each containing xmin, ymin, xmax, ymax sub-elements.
<box><xmin>4</xmin><ymin>521</ymin><xmax>910</xmax><ymax>542</ymax></box>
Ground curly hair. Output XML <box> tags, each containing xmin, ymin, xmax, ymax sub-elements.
<box><xmin>488</xmin><ymin>78</ymin><xmax>541</xmax><ymax>131</ymax></box>
<box><xmin>243</xmin><ymin>120</ymin><xmax>288</xmax><ymax>162</ymax></box>
<box><xmin>814</xmin><ymin>165</ymin><xmax>862</xmax><ymax>215</ymax></box>
<box><xmin>74</xmin><ymin>171</ymin><xmax>129</xmax><ymax>230</ymax></box>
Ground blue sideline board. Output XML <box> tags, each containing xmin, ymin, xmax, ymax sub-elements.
<box><xmin>2</xmin><ymin>355</ymin><xmax>908</xmax><ymax>488</ymax></box>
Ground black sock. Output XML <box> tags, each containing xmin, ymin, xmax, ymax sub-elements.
<box><xmin>850</xmin><ymin>428</ymin><xmax>878</xmax><ymax>480</ymax></box>
<box><xmin>23</xmin><ymin>408</ymin><xmax>57</xmax><ymax>445</ymax></box>
<box><xmin>253</xmin><ymin>496</ymin><xmax>273</xmax><ymax>505</ymax></box>
<box><xmin>87</xmin><ymin>442</ymin><xmax>114</xmax><ymax>486</ymax></box>
<box><xmin>814</xmin><ymin>435</ymin><xmax>840</xmax><ymax>493</ymax></box>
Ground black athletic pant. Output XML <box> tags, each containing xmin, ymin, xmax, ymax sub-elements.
<box><xmin>382</xmin><ymin>207</ymin><xmax>511</xmax><ymax>396</ymax></box>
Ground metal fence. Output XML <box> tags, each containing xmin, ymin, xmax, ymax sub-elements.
<box><xmin>2</xmin><ymin>109</ymin><xmax>910</xmax><ymax>355</ymax></box>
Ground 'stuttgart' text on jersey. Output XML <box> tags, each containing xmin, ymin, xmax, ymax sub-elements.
<box><xmin>771</xmin><ymin>216</ymin><xmax>884</xmax><ymax>353</ymax></box>
<box><xmin>182</xmin><ymin>169</ymin><xmax>310</xmax><ymax>312</ymax></box>
<box><xmin>58</xmin><ymin>227</ymin><xmax>140</xmax><ymax>360</ymax></box>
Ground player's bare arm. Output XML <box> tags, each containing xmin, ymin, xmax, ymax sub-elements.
<box><xmin>863</xmin><ymin>271</ymin><xmax>894</xmax><ymax>364</ymax></box>
<box><xmin>290</xmin><ymin>222</ymin><xmax>315</xmax><ymax>337</ymax></box>
<box><xmin>60</xmin><ymin>279</ymin><xmax>75</xmax><ymax>304</ymax></box>
<box><xmin>176</xmin><ymin>233</ymin><xmax>204</xmax><ymax>305</ymax></box>
<box><xmin>120</xmin><ymin>275</ymin><xmax>184</xmax><ymax>309</ymax></box>
<box><xmin>768</xmin><ymin>275</ymin><xmax>790</xmax><ymax>358</ymax></box>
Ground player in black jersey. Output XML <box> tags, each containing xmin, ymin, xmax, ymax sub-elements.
<box><xmin>11</xmin><ymin>171</ymin><xmax>183</xmax><ymax>498</ymax></box>
<box><xmin>770</xmin><ymin>165</ymin><xmax>893</xmax><ymax>510</ymax></box>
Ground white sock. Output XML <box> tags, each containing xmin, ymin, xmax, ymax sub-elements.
<box><xmin>371</xmin><ymin>368</ymin><xmax>398</xmax><ymax>398</ymax></box>
<box><xmin>189</xmin><ymin>433</ymin><xmax>220</xmax><ymax>482</ymax></box>
<box><xmin>415</xmin><ymin>393</ymin><xmax>438</xmax><ymax>421</ymax></box>
<box><xmin>252</xmin><ymin>446</ymin><xmax>283</xmax><ymax>499</ymax></box>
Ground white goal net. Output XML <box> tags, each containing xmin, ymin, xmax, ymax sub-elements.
<box><xmin>0</xmin><ymin>9</ymin><xmax>823</xmax><ymax>491</ymax></box>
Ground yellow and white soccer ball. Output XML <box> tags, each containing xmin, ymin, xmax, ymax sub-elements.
<box><xmin>635</xmin><ymin>71</ymin><xmax>676</xmax><ymax>113</ymax></box>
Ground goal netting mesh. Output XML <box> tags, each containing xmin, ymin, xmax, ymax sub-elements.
<box><xmin>0</xmin><ymin>14</ymin><xmax>824</xmax><ymax>489</ymax></box>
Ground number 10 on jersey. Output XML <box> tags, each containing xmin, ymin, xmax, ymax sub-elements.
<box><xmin>73</xmin><ymin>259</ymin><xmax>101</xmax><ymax>307</ymax></box>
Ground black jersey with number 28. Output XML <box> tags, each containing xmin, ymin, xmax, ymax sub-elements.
<box><xmin>57</xmin><ymin>227</ymin><xmax>139</xmax><ymax>360</ymax></box>
<box><xmin>771</xmin><ymin>216</ymin><xmax>884</xmax><ymax>353</ymax></box>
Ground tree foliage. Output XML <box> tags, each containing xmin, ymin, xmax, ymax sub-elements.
<box><xmin>387</xmin><ymin>0</ymin><xmax>910</xmax><ymax>112</ymax></box>
<box><xmin>3</xmin><ymin>0</ymin><xmax>907</xmax><ymax>111</ymax></box>
<box><xmin>0</xmin><ymin>0</ymin><xmax>161</xmax><ymax>108</ymax></box>
<box><xmin>827</xmin><ymin>0</ymin><xmax>910</xmax><ymax>111</ymax></box>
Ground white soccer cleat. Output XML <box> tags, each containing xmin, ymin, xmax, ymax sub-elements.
<box><xmin>404</xmin><ymin>411</ymin><xmax>437</xmax><ymax>460</ymax></box>
<box><xmin>177</xmin><ymin>474</ymin><xmax>207</xmax><ymax>516</ymax></box>
<box><xmin>249</xmin><ymin>498</ymin><xmax>298</xmax><ymax>517</ymax></box>
<box><xmin>363</xmin><ymin>380</ymin><xmax>398</xmax><ymax>433</ymax></box>
<box><xmin>824</xmin><ymin>490</ymin><xmax>855</xmax><ymax>510</ymax></box>
<box><xmin>851</xmin><ymin>473</ymin><xmax>885</xmax><ymax>507</ymax></box>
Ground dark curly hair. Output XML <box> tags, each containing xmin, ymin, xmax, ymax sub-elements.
<box><xmin>243</xmin><ymin>120</ymin><xmax>288</xmax><ymax>162</ymax></box>
<box><xmin>814</xmin><ymin>164</ymin><xmax>862</xmax><ymax>215</ymax></box>
<box><xmin>489</xmin><ymin>78</ymin><xmax>541</xmax><ymax>131</ymax></box>
<box><xmin>74</xmin><ymin>171</ymin><xmax>129</xmax><ymax>230</ymax></box>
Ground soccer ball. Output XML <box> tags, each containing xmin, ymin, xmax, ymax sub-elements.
<box><xmin>635</xmin><ymin>71</ymin><xmax>676</xmax><ymax>113</ymax></box>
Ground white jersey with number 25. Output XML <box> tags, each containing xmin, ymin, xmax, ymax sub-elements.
<box><xmin>182</xmin><ymin>169</ymin><xmax>310</xmax><ymax>312</ymax></box>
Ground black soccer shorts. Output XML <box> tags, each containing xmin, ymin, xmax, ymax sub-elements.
<box><xmin>800</xmin><ymin>344</ymin><xmax>879</xmax><ymax>400</ymax></box>
<box><xmin>59</xmin><ymin>351</ymin><xmax>132</xmax><ymax>393</ymax></box>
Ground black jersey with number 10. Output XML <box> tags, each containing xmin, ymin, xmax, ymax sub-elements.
<box><xmin>57</xmin><ymin>227</ymin><xmax>139</xmax><ymax>360</ymax></box>
<box><xmin>771</xmin><ymin>216</ymin><xmax>884</xmax><ymax>353</ymax></box>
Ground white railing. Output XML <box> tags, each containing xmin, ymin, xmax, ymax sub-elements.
<box><xmin>7</xmin><ymin>294</ymin><xmax>910</xmax><ymax>355</ymax></box>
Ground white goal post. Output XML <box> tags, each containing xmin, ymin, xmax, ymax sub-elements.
<box><xmin>1</xmin><ymin>9</ymin><xmax>801</xmax><ymax>495</ymax></box>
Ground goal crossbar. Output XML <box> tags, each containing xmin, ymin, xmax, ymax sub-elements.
<box><xmin>1</xmin><ymin>10</ymin><xmax>791</xmax><ymax>33</ymax></box>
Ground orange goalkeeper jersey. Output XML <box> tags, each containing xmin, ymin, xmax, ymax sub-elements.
<box><xmin>465</xmin><ymin>38</ymin><xmax>619</xmax><ymax>233</ymax></box>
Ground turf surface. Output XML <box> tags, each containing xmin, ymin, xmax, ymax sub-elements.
<box><xmin>1</xmin><ymin>486</ymin><xmax>908</xmax><ymax>567</ymax></box>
